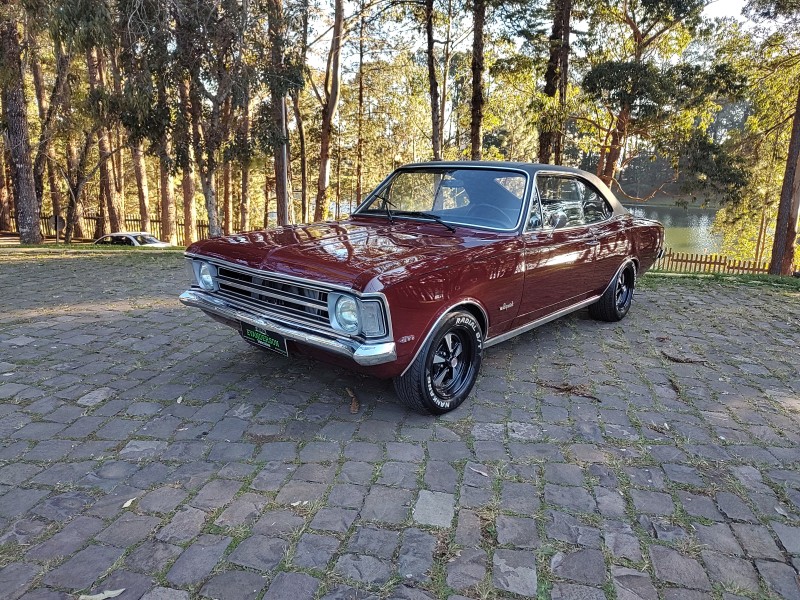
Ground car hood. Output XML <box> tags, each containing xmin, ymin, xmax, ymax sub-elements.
<box><xmin>187</xmin><ymin>219</ymin><xmax>497</xmax><ymax>291</ymax></box>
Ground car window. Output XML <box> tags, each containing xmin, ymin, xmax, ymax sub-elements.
<box><xmin>358</xmin><ymin>168</ymin><xmax>527</xmax><ymax>230</ymax></box>
<box><xmin>96</xmin><ymin>236</ymin><xmax>111</xmax><ymax>244</ymax></box>
<box><xmin>535</xmin><ymin>175</ymin><xmax>613</xmax><ymax>229</ymax></box>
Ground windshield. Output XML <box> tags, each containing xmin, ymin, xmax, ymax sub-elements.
<box><xmin>356</xmin><ymin>168</ymin><xmax>527</xmax><ymax>230</ymax></box>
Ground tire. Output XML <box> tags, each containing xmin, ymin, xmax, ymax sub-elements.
<box><xmin>589</xmin><ymin>263</ymin><xmax>636</xmax><ymax>322</ymax></box>
<box><xmin>393</xmin><ymin>310</ymin><xmax>483</xmax><ymax>415</ymax></box>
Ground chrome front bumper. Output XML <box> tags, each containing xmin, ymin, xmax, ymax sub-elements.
<box><xmin>179</xmin><ymin>289</ymin><xmax>397</xmax><ymax>366</ymax></box>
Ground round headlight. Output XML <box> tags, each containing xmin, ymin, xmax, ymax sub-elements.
<box><xmin>335</xmin><ymin>296</ymin><xmax>359</xmax><ymax>333</ymax></box>
<box><xmin>198</xmin><ymin>262</ymin><xmax>215</xmax><ymax>290</ymax></box>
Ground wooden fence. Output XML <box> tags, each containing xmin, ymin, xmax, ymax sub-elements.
<box><xmin>651</xmin><ymin>249</ymin><xmax>790</xmax><ymax>275</ymax></box>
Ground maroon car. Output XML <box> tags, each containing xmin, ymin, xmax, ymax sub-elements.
<box><xmin>180</xmin><ymin>162</ymin><xmax>664</xmax><ymax>414</ymax></box>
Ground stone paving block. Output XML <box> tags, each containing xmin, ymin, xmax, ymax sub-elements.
<box><xmin>250</xmin><ymin>462</ymin><xmax>296</xmax><ymax>491</ymax></box>
<box><xmin>141</xmin><ymin>588</ymin><xmax>189</xmax><ymax>600</ymax></box>
<box><xmin>446</xmin><ymin>547</ymin><xmax>486</xmax><ymax>591</ymax></box>
<box><xmin>96</xmin><ymin>512</ymin><xmax>161</xmax><ymax>547</ymax></box>
<box><xmin>27</xmin><ymin>515</ymin><xmax>104</xmax><ymax>561</ymax></box>
<box><xmin>348</xmin><ymin>526</ymin><xmax>399</xmax><ymax>560</ymax></box>
<box><xmin>649</xmin><ymin>545</ymin><xmax>711</xmax><ymax>591</ymax></box>
<box><xmin>501</xmin><ymin>481</ymin><xmax>540</xmax><ymax>514</ymax></box>
<box><xmin>772</xmin><ymin>521</ymin><xmax>800</xmax><ymax>554</ymax></box>
<box><xmin>362</xmin><ymin>486</ymin><xmax>413</xmax><ymax>524</ymax></box>
<box><xmin>0</xmin><ymin>562</ymin><xmax>38</xmax><ymax>600</ymax></box>
<box><xmin>228</xmin><ymin>535</ymin><xmax>287</xmax><ymax>571</ymax></box>
<box><xmin>550</xmin><ymin>548</ymin><xmax>606</xmax><ymax>585</ymax></box>
<box><xmin>378</xmin><ymin>461</ymin><xmax>419</xmax><ymax>489</ymax></box>
<box><xmin>701</xmin><ymin>550</ymin><xmax>760</xmax><ymax>592</ymax></box>
<box><xmin>497</xmin><ymin>514</ymin><xmax>540</xmax><ymax>548</ymax></box>
<box><xmin>214</xmin><ymin>492</ymin><xmax>268</xmax><ymax>527</ymax></box>
<box><xmin>139</xmin><ymin>486</ymin><xmax>188</xmax><ymax>514</ymax></box>
<box><xmin>31</xmin><ymin>491</ymin><xmax>94</xmax><ymax>522</ymax></box>
<box><xmin>274</xmin><ymin>480</ymin><xmax>328</xmax><ymax>505</ymax></box>
<box><xmin>125</xmin><ymin>540</ymin><xmax>183</xmax><ymax>574</ymax></box>
<box><xmin>84</xmin><ymin>570</ymin><xmax>152</xmax><ymax>600</ymax></box>
<box><xmin>263</xmin><ymin>572</ymin><xmax>320</xmax><ymax>600</ymax></box>
<box><xmin>612</xmin><ymin>566</ymin><xmax>657</xmax><ymax>600</ymax></box>
<box><xmin>694</xmin><ymin>522</ymin><xmax>743</xmax><ymax>555</ymax></box>
<box><xmin>328</xmin><ymin>483</ymin><xmax>367</xmax><ymax>509</ymax></box>
<box><xmin>716</xmin><ymin>492</ymin><xmax>757</xmax><ymax>522</ymax></box>
<box><xmin>545</xmin><ymin>510</ymin><xmax>600</xmax><ymax>547</ymax></box>
<box><xmin>293</xmin><ymin>463</ymin><xmax>337</xmax><ymax>484</ymax></box>
<box><xmin>311</xmin><ymin>507</ymin><xmax>358</xmax><ymax>533</ymax></box>
<box><xmin>320</xmin><ymin>585</ymin><xmax>378</xmax><ymax>600</ymax></box>
<box><xmin>455</xmin><ymin>509</ymin><xmax>481</xmax><ymax>546</ymax></box>
<box><xmin>755</xmin><ymin>560</ymin><xmax>800</xmax><ymax>599</ymax></box>
<box><xmin>156</xmin><ymin>506</ymin><xmax>207</xmax><ymax>544</ymax></box>
<box><xmin>294</xmin><ymin>532</ymin><xmax>340</xmax><ymax>569</ymax></box>
<box><xmin>398</xmin><ymin>528</ymin><xmax>435</xmax><ymax>582</ymax></box>
<box><xmin>200</xmin><ymin>570</ymin><xmax>265</xmax><ymax>600</ymax></box>
<box><xmin>0</xmin><ymin>489</ymin><xmax>49</xmax><ymax>519</ymax></box>
<box><xmin>413</xmin><ymin>490</ymin><xmax>455</xmax><ymax>527</ymax></box>
<box><xmin>335</xmin><ymin>554</ymin><xmax>392</xmax><ymax>585</ymax></box>
<box><xmin>595</xmin><ymin>486</ymin><xmax>626</xmax><ymax>517</ymax></box>
<box><xmin>338</xmin><ymin>461</ymin><xmax>374</xmax><ymax>484</ymax></box>
<box><xmin>551</xmin><ymin>583</ymin><xmax>607</xmax><ymax>600</ymax></box>
<box><xmin>190</xmin><ymin>478</ymin><xmax>241</xmax><ymax>510</ymax></box>
<box><xmin>732</xmin><ymin>523</ymin><xmax>784</xmax><ymax>560</ymax></box>
<box><xmin>42</xmin><ymin>544</ymin><xmax>124</xmax><ymax>590</ymax></box>
<box><xmin>493</xmin><ymin>549</ymin><xmax>538</xmax><ymax>597</ymax></box>
<box><xmin>629</xmin><ymin>489</ymin><xmax>674</xmax><ymax>515</ymax></box>
<box><xmin>252</xmin><ymin>509</ymin><xmax>305</xmax><ymax>537</ymax></box>
<box><xmin>166</xmin><ymin>534</ymin><xmax>231</xmax><ymax>586</ymax></box>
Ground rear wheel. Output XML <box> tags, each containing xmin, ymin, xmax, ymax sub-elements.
<box><xmin>393</xmin><ymin>311</ymin><xmax>483</xmax><ymax>415</ymax></box>
<box><xmin>589</xmin><ymin>264</ymin><xmax>636</xmax><ymax>322</ymax></box>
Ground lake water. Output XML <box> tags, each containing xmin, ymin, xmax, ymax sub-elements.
<box><xmin>624</xmin><ymin>204</ymin><xmax>721</xmax><ymax>255</ymax></box>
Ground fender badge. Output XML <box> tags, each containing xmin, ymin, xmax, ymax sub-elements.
<box><xmin>499</xmin><ymin>301</ymin><xmax>514</xmax><ymax>311</ymax></box>
<box><xmin>399</xmin><ymin>335</ymin><xmax>415</xmax><ymax>343</ymax></box>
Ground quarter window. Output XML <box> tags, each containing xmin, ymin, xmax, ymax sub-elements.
<box><xmin>535</xmin><ymin>175</ymin><xmax>613</xmax><ymax>228</ymax></box>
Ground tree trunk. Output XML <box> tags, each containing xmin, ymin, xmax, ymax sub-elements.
<box><xmin>177</xmin><ymin>78</ymin><xmax>196</xmax><ymax>244</ymax></box>
<box><xmin>470</xmin><ymin>0</ymin><xmax>486</xmax><ymax>161</ymax></box>
<box><xmin>425</xmin><ymin>0</ymin><xmax>442</xmax><ymax>160</ymax></box>
<box><xmin>131</xmin><ymin>140</ymin><xmax>150</xmax><ymax>231</ymax></box>
<box><xmin>239</xmin><ymin>86</ymin><xmax>251</xmax><ymax>231</ymax></box>
<box><xmin>160</xmin><ymin>153</ymin><xmax>177</xmax><ymax>244</ymax></box>
<box><xmin>0</xmin><ymin>18</ymin><xmax>42</xmax><ymax>244</ymax></box>
<box><xmin>86</xmin><ymin>48</ymin><xmax>124</xmax><ymax>232</ymax></box>
<box><xmin>356</xmin><ymin>5</ymin><xmax>365</xmax><ymax>206</ymax></box>
<box><xmin>0</xmin><ymin>142</ymin><xmax>11</xmax><ymax>231</ymax></box>
<box><xmin>313</xmin><ymin>0</ymin><xmax>344</xmax><ymax>221</ymax></box>
<box><xmin>600</xmin><ymin>105</ymin><xmax>630</xmax><ymax>186</ymax></box>
<box><xmin>187</xmin><ymin>83</ymin><xmax>222</xmax><ymax>238</ymax></box>
<box><xmin>106</xmin><ymin>50</ymin><xmax>126</xmax><ymax>220</ymax></box>
<box><xmin>291</xmin><ymin>91</ymin><xmax>309</xmax><ymax>222</ymax></box>
<box><xmin>223</xmin><ymin>158</ymin><xmax>232</xmax><ymax>235</ymax></box>
<box><xmin>769</xmin><ymin>86</ymin><xmax>800</xmax><ymax>275</ymax></box>
<box><xmin>264</xmin><ymin>161</ymin><xmax>273</xmax><ymax>229</ymax></box>
<box><xmin>539</xmin><ymin>0</ymin><xmax>572</xmax><ymax>164</ymax></box>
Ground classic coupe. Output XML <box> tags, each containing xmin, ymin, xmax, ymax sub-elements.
<box><xmin>180</xmin><ymin>162</ymin><xmax>663</xmax><ymax>414</ymax></box>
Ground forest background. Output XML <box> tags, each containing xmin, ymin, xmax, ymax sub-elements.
<box><xmin>0</xmin><ymin>0</ymin><xmax>798</xmax><ymax>274</ymax></box>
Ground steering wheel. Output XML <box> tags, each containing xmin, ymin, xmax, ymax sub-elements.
<box><xmin>469</xmin><ymin>204</ymin><xmax>509</xmax><ymax>225</ymax></box>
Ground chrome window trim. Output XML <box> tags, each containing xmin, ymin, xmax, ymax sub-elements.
<box><xmin>353</xmin><ymin>165</ymin><xmax>532</xmax><ymax>233</ymax></box>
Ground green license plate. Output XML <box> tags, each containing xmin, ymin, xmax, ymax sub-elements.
<box><xmin>241</xmin><ymin>323</ymin><xmax>288</xmax><ymax>356</ymax></box>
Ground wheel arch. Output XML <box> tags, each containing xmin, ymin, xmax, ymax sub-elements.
<box><xmin>399</xmin><ymin>299</ymin><xmax>489</xmax><ymax>377</ymax></box>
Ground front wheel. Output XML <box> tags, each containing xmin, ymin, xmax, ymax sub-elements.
<box><xmin>393</xmin><ymin>311</ymin><xmax>483</xmax><ymax>415</ymax></box>
<box><xmin>589</xmin><ymin>263</ymin><xmax>636</xmax><ymax>322</ymax></box>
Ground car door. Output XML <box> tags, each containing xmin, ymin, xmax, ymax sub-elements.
<box><xmin>512</xmin><ymin>174</ymin><xmax>601</xmax><ymax>328</ymax></box>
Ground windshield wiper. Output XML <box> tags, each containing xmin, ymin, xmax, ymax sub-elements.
<box><xmin>393</xmin><ymin>210</ymin><xmax>456</xmax><ymax>232</ymax></box>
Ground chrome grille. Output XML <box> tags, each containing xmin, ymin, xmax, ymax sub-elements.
<box><xmin>215</xmin><ymin>266</ymin><xmax>330</xmax><ymax>328</ymax></box>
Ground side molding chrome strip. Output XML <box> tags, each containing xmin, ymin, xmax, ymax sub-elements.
<box><xmin>484</xmin><ymin>295</ymin><xmax>600</xmax><ymax>348</ymax></box>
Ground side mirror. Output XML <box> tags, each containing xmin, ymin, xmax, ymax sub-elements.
<box><xmin>528</xmin><ymin>213</ymin><xmax>542</xmax><ymax>229</ymax></box>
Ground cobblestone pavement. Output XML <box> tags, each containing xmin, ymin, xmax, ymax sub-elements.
<box><xmin>1</xmin><ymin>250</ymin><xmax>800</xmax><ymax>600</ymax></box>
